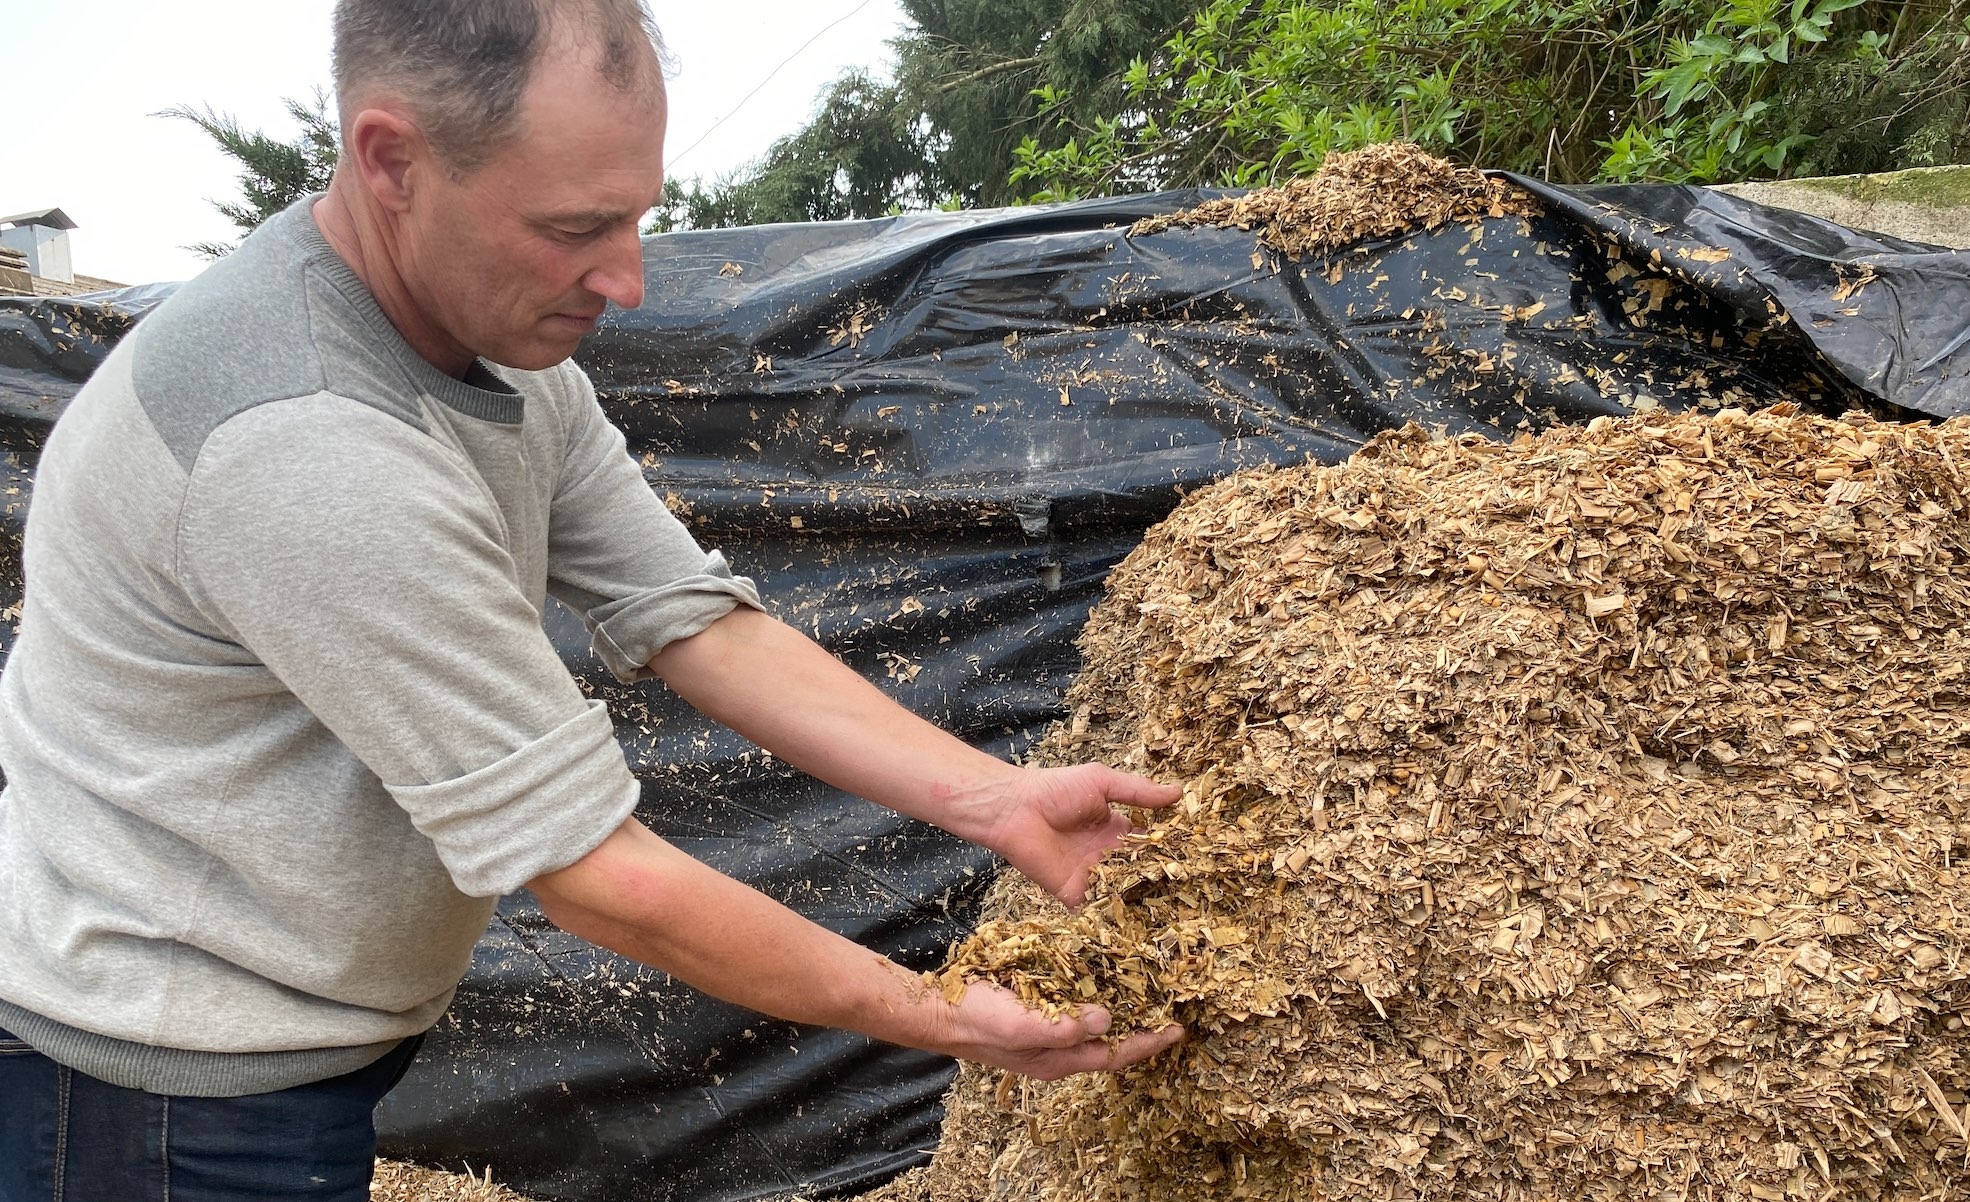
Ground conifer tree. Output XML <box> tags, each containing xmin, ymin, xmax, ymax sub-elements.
<box><xmin>161</xmin><ymin>90</ymin><xmax>340</xmax><ymax>258</ymax></box>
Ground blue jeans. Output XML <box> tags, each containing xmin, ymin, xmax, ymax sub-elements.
<box><xmin>0</xmin><ymin>1027</ymin><xmax>422</xmax><ymax>1202</ymax></box>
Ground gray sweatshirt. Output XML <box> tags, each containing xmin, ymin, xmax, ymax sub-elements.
<box><xmin>0</xmin><ymin>199</ymin><xmax>761</xmax><ymax>1097</ymax></box>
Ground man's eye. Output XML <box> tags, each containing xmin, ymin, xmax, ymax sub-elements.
<box><xmin>554</xmin><ymin>226</ymin><xmax>602</xmax><ymax>241</ymax></box>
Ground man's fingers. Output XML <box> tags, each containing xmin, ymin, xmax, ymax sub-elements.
<box><xmin>1112</xmin><ymin>1022</ymin><xmax>1185</xmax><ymax>1063</ymax></box>
<box><xmin>1055</xmin><ymin>804</ymin><xmax>1151</xmax><ymax>909</ymax></box>
<box><xmin>1033</xmin><ymin>1003</ymin><xmax>1110</xmax><ymax>1045</ymax></box>
<box><xmin>1023</xmin><ymin>1023</ymin><xmax>1186</xmax><ymax>1080</ymax></box>
<box><xmin>970</xmin><ymin>984</ymin><xmax>1181</xmax><ymax>1080</ymax></box>
<box><xmin>1050</xmin><ymin>763</ymin><xmax>1180</xmax><ymax>813</ymax></box>
<box><xmin>1104</xmin><ymin>768</ymin><xmax>1181</xmax><ymax>809</ymax></box>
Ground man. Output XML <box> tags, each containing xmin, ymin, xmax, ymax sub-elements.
<box><xmin>0</xmin><ymin>2</ymin><xmax>1182</xmax><ymax>1197</ymax></box>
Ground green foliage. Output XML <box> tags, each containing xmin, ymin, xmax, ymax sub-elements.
<box><xmin>1011</xmin><ymin>0</ymin><xmax>1678</xmax><ymax>197</ymax></box>
<box><xmin>1600</xmin><ymin>0</ymin><xmax>1970</xmax><ymax>180</ymax></box>
<box><xmin>161</xmin><ymin>90</ymin><xmax>340</xmax><ymax>258</ymax></box>
<box><xmin>1681</xmin><ymin>0</ymin><xmax>1970</xmax><ymax>179</ymax></box>
<box><xmin>652</xmin><ymin>72</ymin><xmax>930</xmax><ymax>231</ymax></box>
<box><xmin>1011</xmin><ymin>0</ymin><xmax>1970</xmax><ymax>197</ymax></box>
<box><xmin>666</xmin><ymin>0</ymin><xmax>1204</xmax><ymax>228</ymax></box>
<box><xmin>897</xmin><ymin>0</ymin><xmax>1202</xmax><ymax>208</ymax></box>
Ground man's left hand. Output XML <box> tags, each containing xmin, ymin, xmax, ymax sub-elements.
<box><xmin>977</xmin><ymin>764</ymin><xmax>1180</xmax><ymax>909</ymax></box>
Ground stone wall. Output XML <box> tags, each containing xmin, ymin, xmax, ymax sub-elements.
<box><xmin>1712</xmin><ymin>165</ymin><xmax>1970</xmax><ymax>249</ymax></box>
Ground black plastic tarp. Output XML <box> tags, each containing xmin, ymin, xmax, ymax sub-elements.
<box><xmin>0</xmin><ymin>179</ymin><xmax>1965</xmax><ymax>1201</ymax></box>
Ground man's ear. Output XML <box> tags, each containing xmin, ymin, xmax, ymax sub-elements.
<box><xmin>343</xmin><ymin>106</ymin><xmax>431</xmax><ymax>213</ymax></box>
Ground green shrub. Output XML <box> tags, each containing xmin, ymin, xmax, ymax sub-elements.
<box><xmin>1008</xmin><ymin>0</ymin><xmax>1970</xmax><ymax>197</ymax></box>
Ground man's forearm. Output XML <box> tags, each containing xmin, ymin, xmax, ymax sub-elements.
<box><xmin>648</xmin><ymin>607</ymin><xmax>1017</xmax><ymax>842</ymax></box>
<box><xmin>532</xmin><ymin>819</ymin><xmax>946</xmax><ymax>1048</ymax></box>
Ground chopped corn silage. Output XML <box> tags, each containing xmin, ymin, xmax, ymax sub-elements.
<box><xmin>906</xmin><ymin>407</ymin><xmax>1970</xmax><ymax>1202</ymax></box>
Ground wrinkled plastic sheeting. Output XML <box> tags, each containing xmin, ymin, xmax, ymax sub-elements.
<box><xmin>1511</xmin><ymin>179</ymin><xmax>1970</xmax><ymax>416</ymax></box>
<box><xmin>574</xmin><ymin>181</ymin><xmax>1966</xmax><ymax>533</ymax></box>
<box><xmin>0</xmin><ymin>181</ymin><xmax>1966</xmax><ymax>1201</ymax></box>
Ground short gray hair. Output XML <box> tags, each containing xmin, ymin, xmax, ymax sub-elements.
<box><xmin>332</xmin><ymin>0</ymin><xmax>665</xmax><ymax>171</ymax></box>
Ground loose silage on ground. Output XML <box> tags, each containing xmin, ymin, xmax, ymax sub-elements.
<box><xmin>371</xmin><ymin>1160</ymin><xmax>531</xmax><ymax>1202</ymax></box>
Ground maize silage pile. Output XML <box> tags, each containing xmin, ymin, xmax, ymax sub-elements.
<box><xmin>885</xmin><ymin>407</ymin><xmax>1970</xmax><ymax>1202</ymax></box>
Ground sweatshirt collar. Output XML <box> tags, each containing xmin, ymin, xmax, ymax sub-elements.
<box><xmin>280</xmin><ymin>197</ymin><xmax>525</xmax><ymax>426</ymax></box>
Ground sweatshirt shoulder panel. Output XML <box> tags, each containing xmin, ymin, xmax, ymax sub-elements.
<box><xmin>130</xmin><ymin>239</ymin><xmax>426</xmax><ymax>472</ymax></box>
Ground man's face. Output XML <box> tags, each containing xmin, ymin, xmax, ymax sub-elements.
<box><xmin>397</xmin><ymin>44</ymin><xmax>666</xmax><ymax>372</ymax></box>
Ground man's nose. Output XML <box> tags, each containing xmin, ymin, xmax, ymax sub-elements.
<box><xmin>585</xmin><ymin>221</ymin><xmax>647</xmax><ymax>311</ymax></box>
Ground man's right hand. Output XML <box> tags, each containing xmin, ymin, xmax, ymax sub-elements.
<box><xmin>926</xmin><ymin>981</ymin><xmax>1184</xmax><ymax>1081</ymax></box>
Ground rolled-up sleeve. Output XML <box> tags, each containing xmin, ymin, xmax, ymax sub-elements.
<box><xmin>384</xmin><ymin>701</ymin><xmax>636</xmax><ymax>896</ymax></box>
<box><xmin>543</xmin><ymin>367</ymin><xmax>764</xmax><ymax>682</ymax></box>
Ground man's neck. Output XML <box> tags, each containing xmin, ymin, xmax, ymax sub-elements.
<box><xmin>311</xmin><ymin>180</ymin><xmax>475</xmax><ymax>380</ymax></box>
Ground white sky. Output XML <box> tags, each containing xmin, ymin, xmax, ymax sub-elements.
<box><xmin>0</xmin><ymin>0</ymin><xmax>907</xmax><ymax>285</ymax></box>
